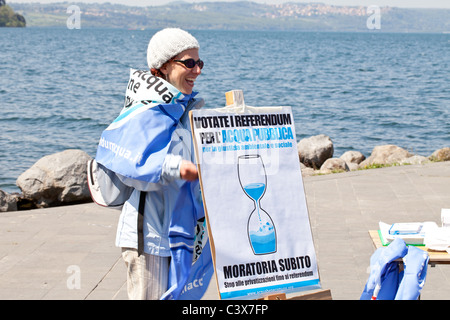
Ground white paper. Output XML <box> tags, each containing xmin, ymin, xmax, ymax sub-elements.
<box><xmin>425</xmin><ymin>227</ymin><xmax>450</xmax><ymax>251</ymax></box>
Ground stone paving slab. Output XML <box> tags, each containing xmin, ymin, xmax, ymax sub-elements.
<box><xmin>0</xmin><ymin>161</ymin><xmax>449</xmax><ymax>300</ymax></box>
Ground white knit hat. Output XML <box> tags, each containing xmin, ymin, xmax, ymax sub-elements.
<box><xmin>147</xmin><ymin>28</ymin><xmax>200</xmax><ymax>70</ymax></box>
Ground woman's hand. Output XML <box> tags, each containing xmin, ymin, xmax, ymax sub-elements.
<box><xmin>180</xmin><ymin>160</ymin><xmax>198</xmax><ymax>181</ymax></box>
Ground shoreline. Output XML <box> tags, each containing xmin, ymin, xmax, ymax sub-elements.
<box><xmin>1</xmin><ymin>142</ymin><xmax>449</xmax><ymax>212</ymax></box>
<box><xmin>2</xmin><ymin>160</ymin><xmax>449</xmax><ymax>214</ymax></box>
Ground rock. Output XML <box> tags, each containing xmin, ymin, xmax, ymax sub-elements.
<box><xmin>346</xmin><ymin>162</ymin><xmax>360</xmax><ymax>171</ymax></box>
<box><xmin>300</xmin><ymin>162</ymin><xmax>315</xmax><ymax>176</ymax></box>
<box><xmin>0</xmin><ymin>189</ymin><xmax>18</xmax><ymax>212</ymax></box>
<box><xmin>430</xmin><ymin>147</ymin><xmax>450</xmax><ymax>162</ymax></box>
<box><xmin>400</xmin><ymin>155</ymin><xmax>430</xmax><ymax>165</ymax></box>
<box><xmin>339</xmin><ymin>151</ymin><xmax>366</xmax><ymax>171</ymax></box>
<box><xmin>16</xmin><ymin>149</ymin><xmax>92</xmax><ymax>208</ymax></box>
<box><xmin>319</xmin><ymin>158</ymin><xmax>349</xmax><ymax>174</ymax></box>
<box><xmin>297</xmin><ymin>134</ymin><xmax>334</xmax><ymax>169</ymax></box>
<box><xmin>359</xmin><ymin>145</ymin><xmax>413</xmax><ymax>168</ymax></box>
<box><xmin>340</xmin><ymin>151</ymin><xmax>366</xmax><ymax>165</ymax></box>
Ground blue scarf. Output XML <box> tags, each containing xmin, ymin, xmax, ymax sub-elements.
<box><xmin>95</xmin><ymin>69</ymin><xmax>193</xmax><ymax>182</ymax></box>
<box><xmin>161</xmin><ymin>180</ymin><xmax>214</xmax><ymax>300</ymax></box>
<box><xmin>96</xmin><ymin>69</ymin><xmax>213</xmax><ymax>300</ymax></box>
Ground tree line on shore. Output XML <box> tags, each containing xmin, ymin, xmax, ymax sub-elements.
<box><xmin>0</xmin><ymin>0</ymin><xmax>26</xmax><ymax>27</ymax></box>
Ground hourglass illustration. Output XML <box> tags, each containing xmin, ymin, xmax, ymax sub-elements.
<box><xmin>237</xmin><ymin>154</ymin><xmax>276</xmax><ymax>255</ymax></box>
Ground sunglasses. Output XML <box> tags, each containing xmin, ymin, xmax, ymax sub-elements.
<box><xmin>173</xmin><ymin>58</ymin><xmax>204</xmax><ymax>69</ymax></box>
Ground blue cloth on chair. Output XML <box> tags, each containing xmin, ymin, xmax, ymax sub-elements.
<box><xmin>395</xmin><ymin>245</ymin><xmax>429</xmax><ymax>300</ymax></box>
<box><xmin>361</xmin><ymin>238</ymin><xmax>430</xmax><ymax>300</ymax></box>
<box><xmin>361</xmin><ymin>238</ymin><xmax>408</xmax><ymax>300</ymax></box>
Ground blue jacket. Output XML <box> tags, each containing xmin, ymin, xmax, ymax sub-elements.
<box><xmin>361</xmin><ymin>238</ymin><xmax>429</xmax><ymax>300</ymax></box>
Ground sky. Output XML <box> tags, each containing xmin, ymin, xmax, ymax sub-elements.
<box><xmin>7</xmin><ymin>0</ymin><xmax>450</xmax><ymax>9</ymax></box>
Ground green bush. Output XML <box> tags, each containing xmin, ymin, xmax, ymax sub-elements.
<box><xmin>0</xmin><ymin>5</ymin><xmax>26</xmax><ymax>27</ymax></box>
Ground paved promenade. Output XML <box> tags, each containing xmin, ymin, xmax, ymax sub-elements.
<box><xmin>0</xmin><ymin>161</ymin><xmax>449</xmax><ymax>300</ymax></box>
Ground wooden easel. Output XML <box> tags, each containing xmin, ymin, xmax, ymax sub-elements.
<box><xmin>260</xmin><ymin>289</ymin><xmax>332</xmax><ymax>300</ymax></box>
<box><xmin>226</xmin><ymin>90</ymin><xmax>332</xmax><ymax>301</ymax></box>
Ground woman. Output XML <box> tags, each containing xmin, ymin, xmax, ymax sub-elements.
<box><xmin>92</xmin><ymin>28</ymin><xmax>210</xmax><ymax>300</ymax></box>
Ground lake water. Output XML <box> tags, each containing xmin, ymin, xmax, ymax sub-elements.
<box><xmin>0</xmin><ymin>28</ymin><xmax>449</xmax><ymax>193</ymax></box>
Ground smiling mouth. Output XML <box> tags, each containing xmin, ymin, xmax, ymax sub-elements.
<box><xmin>186</xmin><ymin>78</ymin><xmax>196</xmax><ymax>86</ymax></box>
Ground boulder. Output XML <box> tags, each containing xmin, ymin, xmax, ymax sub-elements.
<box><xmin>400</xmin><ymin>155</ymin><xmax>430</xmax><ymax>165</ymax></box>
<box><xmin>340</xmin><ymin>151</ymin><xmax>366</xmax><ymax>171</ymax></box>
<box><xmin>0</xmin><ymin>190</ymin><xmax>18</xmax><ymax>212</ymax></box>
<box><xmin>430</xmin><ymin>147</ymin><xmax>450</xmax><ymax>162</ymax></box>
<box><xmin>359</xmin><ymin>145</ymin><xmax>413</xmax><ymax>168</ymax></box>
<box><xmin>297</xmin><ymin>134</ymin><xmax>334</xmax><ymax>169</ymax></box>
<box><xmin>16</xmin><ymin>149</ymin><xmax>92</xmax><ymax>208</ymax></box>
<box><xmin>340</xmin><ymin>151</ymin><xmax>366</xmax><ymax>165</ymax></box>
<box><xmin>319</xmin><ymin>158</ymin><xmax>349</xmax><ymax>174</ymax></box>
<box><xmin>300</xmin><ymin>162</ymin><xmax>315</xmax><ymax>177</ymax></box>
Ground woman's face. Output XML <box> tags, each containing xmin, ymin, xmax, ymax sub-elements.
<box><xmin>161</xmin><ymin>48</ymin><xmax>202</xmax><ymax>95</ymax></box>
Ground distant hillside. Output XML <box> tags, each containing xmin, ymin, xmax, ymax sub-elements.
<box><xmin>9</xmin><ymin>1</ymin><xmax>450</xmax><ymax>32</ymax></box>
<box><xmin>0</xmin><ymin>1</ymin><xmax>26</xmax><ymax>27</ymax></box>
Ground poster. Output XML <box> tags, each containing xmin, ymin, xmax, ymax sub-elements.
<box><xmin>191</xmin><ymin>105</ymin><xmax>321</xmax><ymax>300</ymax></box>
